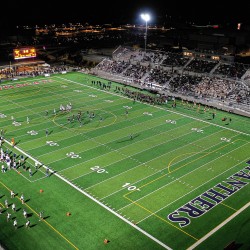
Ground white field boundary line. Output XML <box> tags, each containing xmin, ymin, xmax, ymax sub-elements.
<box><xmin>187</xmin><ymin>201</ymin><xmax>250</xmax><ymax>250</ymax></box>
<box><xmin>3</xmin><ymin>138</ymin><xmax>172</xmax><ymax>250</ymax></box>
<box><xmin>55</xmin><ymin>76</ymin><xmax>250</xmax><ymax>137</ymax></box>
<box><xmin>117</xmin><ymin>138</ymin><xmax>248</xmax><ymax>212</ymax></box>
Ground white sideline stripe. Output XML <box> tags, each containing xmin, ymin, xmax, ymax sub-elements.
<box><xmin>58</xmin><ymin>177</ymin><xmax>171</xmax><ymax>250</ymax></box>
<box><xmin>3</xmin><ymin>139</ymin><xmax>172</xmax><ymax>250</ymax></box>
<box><xmin>187</xmin><ymin>201</ymin><xmax>250</xmax><ymax>250</ymax></box>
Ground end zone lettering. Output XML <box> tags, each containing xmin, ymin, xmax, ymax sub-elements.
<box><xmin>168</xmin><ymin>166</ymin><xmax>250</xmax><ymax>227</ymax></box>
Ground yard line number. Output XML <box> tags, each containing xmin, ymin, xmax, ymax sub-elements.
<box><xmin>191</xmin><ymin>128</ymin><xmax>203</xmax><ymax>133</ymax></box>
<box><xmin>166</xmin><ymin>119</ymin><xmax>176</xmax><ymax>124</ymax></box>
<box><xmin>221</xmin><ymin>137</ymin><xmax>231</xmax><ymax>142</ymax></box>
<box><xmin>12</xmin><ymin>121</ymin><xmax>21</xmax><ymax>126</ymax></box>
<box><xmin>27</xmin><ymin>130</ymin><xmax>38</xmax><ymax>136</ymax></box>
<box><xmin>66</xmin><ymin>152</ymin><xmax>81</xmax><ymax>158</ymax></box>
<box><xmin>46</xmin><ymin>141</ymin><xmax>59</xmax><ymax>146</ymax></box>
<box><xmin>122</xmin><ymin>182</ymin><xmax>140</xmax><ymax>191</ymax></box>
<box><xmin>90</xmin><ymin>166</ymin><xmax>108</xmax><ymax>174</ymax></box>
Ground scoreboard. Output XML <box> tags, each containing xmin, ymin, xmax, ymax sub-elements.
<box><xmin>13</xmin><ymin>48</ymin><xmax>36</xmax><ymax>60</ymax></box>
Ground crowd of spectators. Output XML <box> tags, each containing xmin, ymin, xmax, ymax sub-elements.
<box><xmin>0</xmin><ymin>64</ymin><xmax>69</xmax><ymax>80</ymax></box>
<box><xmin>93</xmin><ymin>46</ymin><xmax>250</xmax><ymax>113</ymax></box>
<box><xmin>1</xmin><ymin>45</ymin><xmax>249</xmax><ymax>115</ymax></box>
<box><xmin>213</xmin><ymin>62</ymin><xmax>250</xmax><ymax>78</ymax></box>
<box><xmin>184</xmin><ymin>58</ymin><xmax>219</xmax><ymax>73</ymax></box>
<box><xmin>161</xmin><ymin>52</ymin><xmax>189</xmax><ymax>67</ymax></box>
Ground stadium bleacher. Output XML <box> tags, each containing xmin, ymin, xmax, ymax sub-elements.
<box><xmin>92</xmin><ymin>46</ymin><xmax>250</xmax><ymax>117</ymax></box>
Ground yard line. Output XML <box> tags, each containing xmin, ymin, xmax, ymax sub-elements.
<box><xmin>13</xmin><ymin>169</ymin><xmax>32</xmax><ymax>182</ymax></box>
<box><xmin>86</xmin><ymin>126</ymin><xmax>227</xmax><ymax>193</ymax></box>
<box><xmin>107</xmin><ymin>134</ymin><xmax>240</xmax><ymax>205</ymax></box>
<box><xmin>30</xmin><ymin>176</ymin><xmax>48</xmax><ymax>182</ymax></box>
<box><xmin>72</xmin><ymin>121</ymin><xmax>207</xmax><ymax>182</ymax></box>
<box><xmin>186</xmin><ymin>201</ymin><xmax>250</xmax><ymax>250</ymax></box>
<box><xmin>67</xmin><ymin>120</ymin><xmax>200</xmax><ymax>178</ymax></box>
<box><xmin>14</xmin><ymin>100</ymin><xmax>132</xmax><ymax>151</ymax></box>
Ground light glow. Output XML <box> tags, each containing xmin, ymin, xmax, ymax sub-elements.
<box><xmin>141</xmin><ymin>13</ymin><xmax>150</xmax><ymax>22</ymax></box>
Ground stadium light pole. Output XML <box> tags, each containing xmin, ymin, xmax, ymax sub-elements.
<box><xmin>141</xmin><ymin>13</ymin><xmax>150</xmax><ymax>52</ymax></box>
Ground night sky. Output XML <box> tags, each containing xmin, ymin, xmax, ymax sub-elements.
<box><xmin>0</xmin><ymin>0</ymin><xmax>249</xmax><ymax>27</ymax></box>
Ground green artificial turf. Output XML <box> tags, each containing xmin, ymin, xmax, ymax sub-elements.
<box><xmin>0</xmin><ymin>72</ymin><xmax>249</xmax><ymax>250</ymax></box>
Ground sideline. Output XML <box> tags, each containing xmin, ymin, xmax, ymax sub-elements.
<box><xmin>3</xmin><ymin>139</ymin><xmax>172</xmax><ymax>250</ymax></box>
<box><xmin>187</xmin><ymin>201</ymin><xmax>250</xmax><ymax>250</ymax></box>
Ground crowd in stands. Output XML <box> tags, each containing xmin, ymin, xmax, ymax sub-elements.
<box><xmin>213</xmin><ymin>62</ymin><xmax>249</xmax><ymax>78</ymax></box>
<box><xmin>0</xmin><ymin>45</ymin><xmax>249</xmax><ymax>115</ymax></box>
<box><xmin>161</xmin><ymin>52</ymin><xmax>189</xmax><ymax>67</ymax></box>
<box><xmin>93</xmin><ymin>46</ymin><xmax>250</xmax><ymax>113</ymax></box>
<box><xmin>184</xmin><ymin>58</ymin><xmax>218</xmax><ymax>73</ymax></box>
<box><xmin>0</xmin><ymin>65</ymin><xmax>68</xmax><ymax>80</ymax></box>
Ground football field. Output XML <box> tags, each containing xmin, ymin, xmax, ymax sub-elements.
<box><xmin>0</xmin><ymin>72</ymin><xmax>249</xmax><ymax>250</ymax></box>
